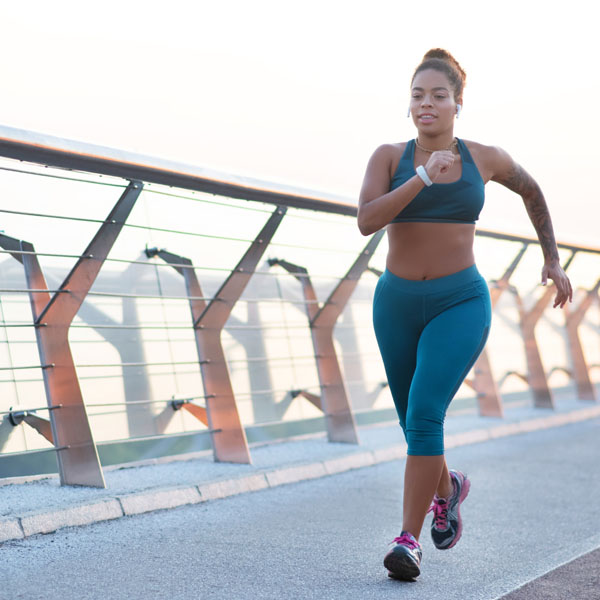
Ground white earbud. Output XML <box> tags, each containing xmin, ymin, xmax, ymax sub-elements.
<box><xmin>456</xmin><ymin>104</ymin><xmax>462</xmax><ymax>119</ymax></box>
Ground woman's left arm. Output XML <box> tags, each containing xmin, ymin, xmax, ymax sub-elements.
<box><xmin>488</xmin><ymin>147</ymin><xmax>573</xmax><ymax>308</ymax></box>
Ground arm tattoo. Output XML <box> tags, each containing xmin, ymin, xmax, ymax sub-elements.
<box><xmin>494</xmin><ymin>163</ymin><xmax>560</xmax><ymax>263</ymax></box>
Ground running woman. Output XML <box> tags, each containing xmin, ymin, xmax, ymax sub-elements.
<box><xmin>357</xmin><ymin>48</ymin><xmax>572</xmax><ymax>581</ymax></box>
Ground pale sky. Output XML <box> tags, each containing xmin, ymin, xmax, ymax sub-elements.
<box><xmin>2</xmin><ymin>0</ymin><xmax>599</xmax><ymax>245</ymax></box>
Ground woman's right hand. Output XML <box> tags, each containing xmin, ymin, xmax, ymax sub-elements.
<box><xmin>424</xmin><ymin>150</ymin><xmax>455</xmax><ymax>182</ymax></box>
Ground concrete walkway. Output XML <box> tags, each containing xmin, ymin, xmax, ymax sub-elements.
<box><xmin>0</xmin><ymin>407</ymin><xmax>599</xmax><ymax>599</ymax></box>
<box><xmin>1</xmin><ymin>391</ymin><xmax>600</xmax><ymax>545</ymax></box>
<box><xmin>499</xmin><ymin>547</ymin><xmax>600</xmax><ymax>600</ymax></box>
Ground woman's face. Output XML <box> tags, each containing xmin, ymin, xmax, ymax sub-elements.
<box><xmin>409</xmin><ymin>68</ymin><xmax>459</xmax><ymax>134</ymax></box>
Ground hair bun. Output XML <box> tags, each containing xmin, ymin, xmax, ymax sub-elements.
<box><xmin>420</xmin><ymin>48</ymin><xmax>466</xmax><ymax>87</ymax></box>
<box><xmin>423</xmin><ymin>48</ymin><xmax>455</xmax><ymax>62</ymax></box>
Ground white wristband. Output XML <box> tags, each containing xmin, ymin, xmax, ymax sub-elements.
<box><xmin>416</xmin><ymin>165</ymin><xmax>433</xmax><ymax>187</ymax></box>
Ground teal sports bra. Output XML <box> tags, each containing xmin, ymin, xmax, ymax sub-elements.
<box><xmin>389</xmin><ymin>138</ymin><xmax>485</xmax><ymax>224</ymax></box>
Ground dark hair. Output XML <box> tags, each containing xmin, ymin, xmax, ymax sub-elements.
<box><xmin>412</xmin><ymin>48</ymin><xmax>466</xmax><ymax>100</ymax></box>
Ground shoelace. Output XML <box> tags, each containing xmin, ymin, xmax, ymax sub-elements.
<box><xmin>427</xmin><ymin>496</ymin><xmax>449</xmax><ymax>529</ymax></box>
<box><xmin>390</xmin><ymin>532</ymin><xmax>420</xmax><ymax>550</ymax></box>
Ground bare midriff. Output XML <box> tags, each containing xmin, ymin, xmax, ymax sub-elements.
<box><xmin>386</xmin><ymin>222</ymin><xmax>476</xmax><ymax>280</ymax></box>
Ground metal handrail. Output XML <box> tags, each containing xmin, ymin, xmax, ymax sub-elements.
<box><xmin>0</xmin><ymin>124</ymin><xmax>355</xmax><ymax>215</ymax></box>
<box><xmin>2</xmin><ymin>124</ymin><xmax>598</xmax><ymax>255</ymax></box>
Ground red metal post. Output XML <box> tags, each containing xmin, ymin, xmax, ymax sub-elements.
<box><xmin>0</xmin><ymin>181</ymin><xmax>142</xmax><ymax>486</ymax></box>
<box><xmin>471</xmin><ymin>244</ymin><xmax>528</xmax><ymax>416</ymax></box>
<box><xmin>269</xmin><ymin>230</ymin><xmax>385</xmax><ymax>444</ymax></box>
<box><xmin>513</xmin><ymin>252</ymin><xmax>576</xmax><ymax>409</ymax></box>
<box><xmin>564</xmin><ymin>279</ymin><xmax>600</xmax><ymax>401</ymax></box>
<box><xmin>148</xmin><ymin>206</ymin><xmax>286</xmax><ymax>463</ymax></box>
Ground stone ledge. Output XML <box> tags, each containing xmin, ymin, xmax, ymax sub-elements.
<box><xmin>0</xmin><ymin>518</ymin><xmax>24</xmax><ymax>542</ymax></box>
<box><xmin>198</xmin><ymin>474</ymin><xmax>269</xmax><ymax>501</ymax></box>
<box><xmin>323</xmin><ymin>451</ymin><xmax>375</xmax><ymax>475</ymax></box>
<box><xmin>119</xmin><ymin>486</ymin><xmax>203</xmax><ymax>516</ymax></box>
<box><xmin>265</xmin><ymin>463</ymin><xmax>327</xmax><ymax>487</ymax></box>
<box><xmin>20</xmin><ymin>499</ymin><xmax>123</xmax><ymax>537</ymax></box>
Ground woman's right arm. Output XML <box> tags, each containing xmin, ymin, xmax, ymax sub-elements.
<box><xmin>357</xmin><ymin>144</ymin><xmax>424</xmax><ymax>235</ymax></box>
<box><xmin>357</xmin><ymin>144</ymin><xmax>454</xmax><ymax>235</ymax></box>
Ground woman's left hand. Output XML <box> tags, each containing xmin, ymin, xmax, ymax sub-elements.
<box><xmin>541</xmin><ymin>261</ymin><xmax>573</xmax><ymax>308</ymax></box>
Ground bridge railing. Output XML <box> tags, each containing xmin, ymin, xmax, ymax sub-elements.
<box><xmin>0</xmin><ymin>125</ymin><xmax>598</xmax><ymax>487</ymax></box>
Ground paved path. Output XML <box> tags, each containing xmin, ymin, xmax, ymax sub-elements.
<box><xmin>3</xmin><ymin>393</ymin><xmax>599</xmax><ymax>545</ymax></box>
<box><xmin>1</xmin><ymin>416</ymin><xmax>599</xmax><ymax>600</ymax></box>
<box><xmin>500</xmin><ymin>547</ymin><xmax>600</xmax><ymax>600</ymax></box>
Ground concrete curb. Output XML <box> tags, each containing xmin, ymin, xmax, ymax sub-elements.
<box><xmin>119</xmin><ymin>486</ymin><xmax>202</xmax><ymax>516</ymax></box>
<box><xmin>20</xmin><ymin>499</ymin><xmax>123</xmax><ymax>537</ymax></box>
<box><xmin>0</xmin><ymin>518</ymin><xmax>24</xmax><ymax>542</ymax></box>
<box><xmin>2</xmin><ymin>404</ymin><xmax>599</xmax><ymax>544</ymax></box>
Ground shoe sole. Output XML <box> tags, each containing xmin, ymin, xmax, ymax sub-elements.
<box><xmin>384</xmin><ymin>552</ymin><xmax>420</xmax><ymax>580</ymax></box>
<box><xmin>443</xmin><ymin>473</ymin><xmax>470</xmax><ymax>550</ymax></box>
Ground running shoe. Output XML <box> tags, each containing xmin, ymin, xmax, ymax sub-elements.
<box><xmin>383</xmin><ymin>531</ymin><xmax>422</xmax><ymax>580</ymax></box>
<box><xmin>428</xmin><ymin>469</ymin><xmax>470</xmax><ymax>550</ymax></box>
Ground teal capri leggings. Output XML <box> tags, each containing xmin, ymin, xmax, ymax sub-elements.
<box><xmin>372</xmin><ymin>264</ymin><xmax>491</xmax><ymax>456</ymax></box>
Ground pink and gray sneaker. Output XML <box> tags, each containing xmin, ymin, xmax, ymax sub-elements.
<box><xmin>383</xmin><ymin>531</ymin><xmax>422</xmax><ymax>580</ymax></box>
<box><xmin>428</xmin><ymin>469</ymin><xmax>470</xmax><ymax>550</ymax></box>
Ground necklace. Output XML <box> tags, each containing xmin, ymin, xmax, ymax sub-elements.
<box><xmin>415</xmin><ymin>137</ymin><xmax>458</xmax><ymax>154</ymax></box>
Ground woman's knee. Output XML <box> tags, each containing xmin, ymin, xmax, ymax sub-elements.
<box><xmin>405</xmin><ymin>410</ymin><xmax>444</xmax><ymax>455</ymax></box>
